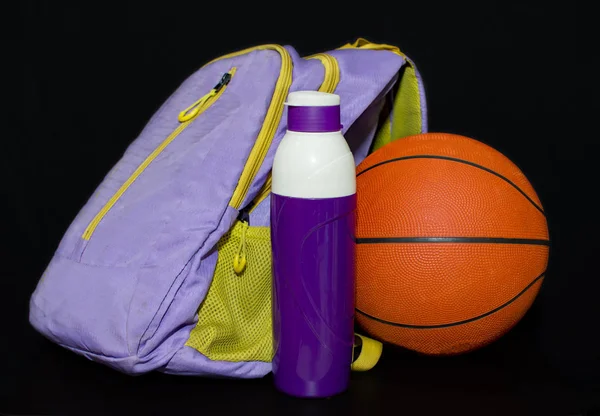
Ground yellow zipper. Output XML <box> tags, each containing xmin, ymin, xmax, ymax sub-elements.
<box><xmin>305</xmin><ymin>53</ymin><xmax>341</xmax><ymax>93</ymax></box>
<box><xmin>247</xmin><ymin>175</ymin><xmax>272</xmax><ymax>213</ymax></box>
<box><xmin>247</xmin><ymin>53</ymin><xmax>340</xmax><ymax>214</ymax></box>
<box><xmin>227</xmin><ymin>45</ymin><xmax>293</xmax><ymax>210</ymax></box>
<box><xmin>81</xmin><ymin>67</ymin><xmax>237</xmax><ymax>241</ymax></box>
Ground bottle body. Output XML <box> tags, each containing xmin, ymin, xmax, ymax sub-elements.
<box><xmin>271</xmin><ymin>115</ymin><xmax>356</xmax><ymax>398</ymax></box>
<box><xmin>271</xmin><ymin>193</ymin><xmax>355</xmax><ymax>397</ymax></box>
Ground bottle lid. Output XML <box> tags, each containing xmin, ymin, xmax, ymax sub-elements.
<box><xmin>286</xmin><ymin>91</ymin><xmax>341</xmax><ymax>133</ymax></box>
<box><xmin>286</xmin><ymin>91</ymin><xmax>341</xmax><ymax>106</ymax></box>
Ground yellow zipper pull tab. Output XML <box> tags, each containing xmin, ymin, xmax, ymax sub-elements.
<box><xmin>233</xmin><ymin>210</ymin><xmax>250</xmax><ymax>274</ymax></box>
<box><xmin>178</xmin><ymin>91</ymin><xmax>216</xmax><ymax>122</ymax></box>
<box><xmin>178</xmin><ymin>71</ymin><xmax>234</xmax><ymax>122</ymax></box>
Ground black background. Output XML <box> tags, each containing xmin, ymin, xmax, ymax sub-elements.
<box><xmin>3</xmin><ymin>2</ymin><xmax>597</xmax><ymax>415</ymax></box>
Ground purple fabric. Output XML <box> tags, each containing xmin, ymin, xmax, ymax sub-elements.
<box><xmin>164</xmin><ymin>345</ymin><xmax>270</xmax><ymax>378</ymax></box>
<box><xmin>271</xmin><ymin>194</ymin><xmax>356</xmax><ymax>397</ymax></box>
<box><xmin>29</xmin><ymin>43</ymin><xmax>427</xmax><ymax>378</ymax></box>
<box><xmin>287</xmin><ymin>105</ymin><xmax>341</xmax><ymax>132</ymax></box>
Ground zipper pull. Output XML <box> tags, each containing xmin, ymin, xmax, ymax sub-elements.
<box><xmin>178</xmin><ymin>72</ymin><xmax>233</xmax><ymax>122</ymax></box>
<box><xmin>178</xmin><ymin>91</ymin><xmax>215</xmax><ymax>122</ymax></box>
<box><xmin>233</xmin><ymin>208</ymin><xmax>250</xmax><ymax>274</ymax></box>
<box><xmin>233</xmin><ymin>219</ymin><xmax>249</xmax><ymax>275</ymax></box>
<box><xmin>213</xmin><ymin>72</ymin><xmax>232</xmax><ymax>92</ymax></box>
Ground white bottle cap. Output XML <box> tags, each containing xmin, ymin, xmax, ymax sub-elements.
<box><xmin>285</xmin><ymin>91</ymin><xmax>340</xmax><ymax>107</ymax></box>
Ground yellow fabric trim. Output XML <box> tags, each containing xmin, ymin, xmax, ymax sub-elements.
<box><xmin>351</xmin><ymin>334</ymin><xmax>383</xmax><ymax>371</ymax></box>
<box><xmin>391</xmin><ymin>65</ymin><xmax>422</xmax><ymax>141</ymax></box>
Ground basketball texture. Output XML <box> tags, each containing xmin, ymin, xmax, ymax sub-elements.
<box><xmin>355</xmin><ymin>133</ymin><xmax>549</xmax><ymax>355</ymax></box>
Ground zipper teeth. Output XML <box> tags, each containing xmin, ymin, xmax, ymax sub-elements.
<box><xmin>82</xmin><ymin>121</ymin><xmax>187</xmax><ymax>240</ymax></box>
<box><xmin>308</xmin><ymin>53</ymin><xmax>341</xmax><ymax>93</ymax></box>
<box><xmin>82</xmin><ymin>68</ymin><xmax>237</xmax><ymax>241</ymax></box>
<box><xmin>228</xmin><ymin>45</ymin><xmax>293</xmax><ymax>210</ymax></box>
<box><xmin>253</xmin><ymin>175</ymin><xmax>272</xmax><ymax>207</ymax></box>
<box><xmin>248</xmin><ymin>53</ymin><xmax>340</xmax><ymax>213</ymax></box>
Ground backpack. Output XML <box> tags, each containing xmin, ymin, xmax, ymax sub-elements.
<box><xmin>29</xmin><ymin>38</ymin><xmax>427</xmax><ymax>377</ymax></box>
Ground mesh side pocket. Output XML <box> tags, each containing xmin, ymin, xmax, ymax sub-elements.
<box><xmin>185</xmin><ymin>220</ymin><xmax>273</xmax><ymax>362</ymax></box>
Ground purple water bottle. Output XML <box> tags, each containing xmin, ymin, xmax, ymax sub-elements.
<box><xmin>271</xmin><ymin>91</ymin><xmax>356</xmax><ymax>397</ymax></box>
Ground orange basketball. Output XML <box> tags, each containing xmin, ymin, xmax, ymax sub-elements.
<box><xmin>355</xmin><ymin>133</ymin><xmax>549</xmax><ymax>355</ymax></box>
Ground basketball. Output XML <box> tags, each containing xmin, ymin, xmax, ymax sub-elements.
<box><xmin>355</xmin><ymin>133</ymin><xmax>549</xmax><ymax>354</ymax></box>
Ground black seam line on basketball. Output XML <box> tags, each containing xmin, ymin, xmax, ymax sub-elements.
<box><xmin>356</xmin><ymin>155</ymin><xmax>545</xmax><ymax>216</ymax></box>
<box><xmin>355</xmin><ymin>236</ymin><xmax>550</xmax><ymax>246</ymax></box>
<box><xmin>355</xmin><ymin>271</ymin><xmax>546</xmax><ymax>329</ymax></box>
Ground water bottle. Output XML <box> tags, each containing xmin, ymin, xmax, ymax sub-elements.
<box><xmin>271</xmin><ymin>91</ymin><xmax>356</xmax><ymax>397</ymax></box>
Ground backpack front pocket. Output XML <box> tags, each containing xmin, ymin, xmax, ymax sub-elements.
<box><xmin>81</xmin><ymin>68</ymin><xmax>237</xmax><ymax>243</ymax></box>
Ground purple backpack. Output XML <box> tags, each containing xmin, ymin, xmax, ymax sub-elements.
<box><xmin>30</xmin><ymin>39</ymin><xmax>427</xmax><ymax>377</ymax></box>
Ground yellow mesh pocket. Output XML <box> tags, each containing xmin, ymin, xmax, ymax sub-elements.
<box><xmin>185</xmin><ymin>220</ymin><xmax>273</xmax><ymax>362</ymax></box>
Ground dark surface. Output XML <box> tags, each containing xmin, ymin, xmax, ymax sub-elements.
<box><xmin>4</xmin><ymin>2</ymin><xmax>597</xmax><ymax>415</ymax></box>
<box><xmin>0</xmin><ymin>318</ymin><xmax>598</xmax><ymax>416</ymax></box>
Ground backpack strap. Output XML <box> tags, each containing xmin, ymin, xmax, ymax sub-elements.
<box><xmin>351</xmin><ymin>333</ymin><xmax>384</xmax><ymax>371</ymax></box>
